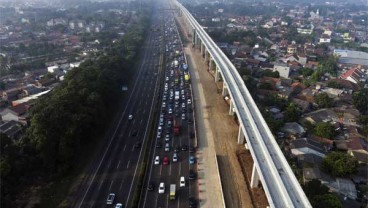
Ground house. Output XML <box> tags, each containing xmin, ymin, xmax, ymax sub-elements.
<box><xmin>334</xmin><ymin>49</ymin><xmax>368</xmax><ymax>66</ymax></box>
<box><xmin>340</xmin><ymin>68</ymin><xmax>365</xmax><ymax>84</ymax></box>
<box><xmin>287</xmin><ymin>44</ymin><xmax>297</xmax><ymax>54</ymax></box>
<box><xmin>329</xmin><ymin>178</ymin><xmax>357</xmax><ymax>200</ymax></box>
<box><xmin>319</xmin><ymin>34</ymin><xmax>331</xmax><ymax>43</ymax></box>
<box><xmin>0</xmin><ymin>120</ymin><xmax>22</xmax><ymax>140</ymax></box>
<box><xmin>292</xmin><ymin>98</ymin><xmax>311</xmax><ymax>113</ymax></box>
<box><xmin>281</xmin><ymin>122</ymin><xmax>306</xmax><ymax>138</ymax></box>
<box><xmin>0</xmin><ymin>103</ymin><xmax>28</xmax><ymax>123</ymax></box>
<box><xmin>290</xmin><ymin>137</ymin><xmax>331</xmax><ymax>158</ymax></box>
<box><xmin>273</xmin><ymin>62</ymin><xmax>290</xmax><ymax>78</ymax></box>
<box><xmin>303</xmin><ymin>109</ymin><xmax>339</xmax><ymax>124</ymax></box>
<box><xmin>2</xmin><ymin>88</ymin><xmax>21</xmax><ymax>102</ymax></box>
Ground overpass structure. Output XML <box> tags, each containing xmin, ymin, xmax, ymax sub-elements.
<box><xmin>174</xmin><ymin>1</ymin><xmax>312</xmax><ymax>208</ymax></box>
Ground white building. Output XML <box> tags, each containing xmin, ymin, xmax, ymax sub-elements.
<box><xmin>273</xmin><ymin>63</ymin><xmax>290</xmax><ymax>78</ymax></box>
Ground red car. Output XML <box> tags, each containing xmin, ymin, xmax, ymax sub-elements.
<box><xmin>163</xmin><ymin>156</ymin><xmax>169</xmax><ymax>165</ymax></box>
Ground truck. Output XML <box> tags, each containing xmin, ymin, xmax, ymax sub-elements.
<box><xmin>169</xmin><ymin>184</ymin><xmax>176</xmax><ymax>200</ymax></box>
<box><xmin>175</xmin><ymin>91</ymin><xmax>180</xmax><ymax>101</ymax></box>
<box><xmin>173</xmin><ymin>119</ymin><xmax>180</xmax><ymax>136</ymax></box>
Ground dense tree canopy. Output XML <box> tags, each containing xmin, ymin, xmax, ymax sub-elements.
<box><xmin>314</xmin><ymin>122</ymin><xmax>335</xmax><ymax>139</ymax></box>
<box><xmin>303</xmin><ymin>179</ymin><xmax>342</xmax><ymax>208</ymax></box>
<box><xmin>322</xmin><ymin>152</ymin><xmax>359</xmax><ymax>177</ymax></box>
<box><xmin>0</xmin><ymin>12</ymin><xmax>149</xmax><ymax>208</ymax></box>
<box><xmin>284</xmin><ymin>102</ymin><xmax>300</xmax><ymax>122</ymax></box>
<box><xmin>352</xmin><ymin>90</ymin><xmax>368</xmax><ymax>114</ymax></box>
<box><xmin>315</xmin><ymin>92</ymin><xmax>333</xmax><ymax>108</ymax></box>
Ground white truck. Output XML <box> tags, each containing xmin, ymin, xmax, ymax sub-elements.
<box><xmin>169</xmin><ymin>184</ymin><xmax>176</xmax><ymax>200</ymax></box>
<box><xmin>175</xmin><ymin>91</ymin><xmax>180</xmax><ymax>101</ymax></box>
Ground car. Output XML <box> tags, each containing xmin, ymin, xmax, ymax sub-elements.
<box><xmin>134</xmin><ymin>142</ymin><xmax>141</xmax><ymax>148</ymax></box>
<box><xmin>187</xmin><ymin>99</ymin><xmax>192</xmax><ymax>104</ymax></box>
<box><xmin>128</xmin><ymin>115</ymin><xmax>133</xmax><ymax>120</ymax></box>
<box><xmin>189</xmin><ymin>156</ymin><xmax>195</xmax><ymax>164</ymax></box>
<box><xmin>158</xmin><ymin>182</ymin><xmax>165</xmax><ymax>194</ymax></box>
<box><xmin>154</xmin><ymin>156</ymin><xmax>160</xmax><ymax>165</ymax></box>
<box><xmin>162</xmin><ymin>102</ymin><xmax>166</xmax><ymax>108</ymax></box>
<box><xmin>115</xmin><ymin>203</ymin><xmax>123</xmax><ymax>208</ymax></box>
<box><xmin>131</xmin><ymin>130</ymin><xmax>138</xmax><ymax>137</ymax></box>
<box><xmin>189</xmin><ymin>169</ymin><xmax>196</xmax><ymax>180</ymax></box>
<box><xmin>173</xmin><ymin>153</ymin><xmax>178</xmax><ymax>162</ymax></box>
<box><xmin>181</xmin><ymin>103</ymin><xmax>186</xmax><ymax>108</ymax></box>
<box><xmin>165</xmin><ymin>143</ymin><xmax>170</xmax><ymax>152</ymax></box>
<box><xmin>148</xmin><ymin>182</ymin><xmax>154</xmax><ymax>191</ymax></box>
<box><xmin>180</xmin><ymin>176</ymin><xmax>185</xmax><ymax>187</ymax></box>
<box><xmin>188</xmin><ymin>118</ymin><xmax>193</xmax><ymax>124</ymax></box>
<box><xmin>167</xmin><ymin>120</ymin><xmax>172</xmax><ymax>128</ymax></box>
<box><xmin>189</xmin><ymin>145</ymin><xmax>195</xmax><ymax>153</ymax></box>
<box><xmin>156</xmin><ymin>132</ymin><xmax>162</xmax><ymax>139</ymax></box>
<box><xmin>163</xmin><ymin>156</ymin><xmax>169</xmax><ymax>165</ymax></box>
<box><xmin>189</xmin><ymin>197</ymin><xmax>197</xmax><ymax>208</ymax></box>
<box><xmin>181</xmin><ymin>113</ymin><xmax>186</xmax><ymax>120</ymax></box>
<box><xmin>165</xmin><ymin>134</ymin><xmax>171</xmax><ymax>142</ymax></box>
<box><xmin>168</xmin><ymin>108</ymin><xmax>173</xmax><ymax>114</ymax></box>
<box><xmin>106</xmin><ymin>193</ymin><xmax>115</xmax><ymax>204</ymax></box>
<box><xmin>181</xmin><ymin>144</ymin><xmax>188</xmax><ymax>151</ymax></box>
<box><xmin>174</xmin><ymin>145</ymin><xmax>180</xmax><ymax>153</ymax></box>
<box><xmin>156</xmin><ymin>142</ymin><xmax>162</xmax><ymax>148</ymax></box>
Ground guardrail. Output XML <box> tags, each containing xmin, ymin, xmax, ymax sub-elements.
<box><xmin>175</xmin><ymin>1</ymin><xmax>312</xmax><ymax>208</ymax></box>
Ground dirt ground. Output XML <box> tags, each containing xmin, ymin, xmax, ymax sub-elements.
<box><xmin>175</xmin><ymin>14</ymin><xmax>269</xmax><ymax>208</ymax></box>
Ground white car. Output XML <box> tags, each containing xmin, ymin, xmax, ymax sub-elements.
<box><xmin>106</xmin><ymin>193</ymin><xmax>115</xmax><ymax>204</ymax></box>
<box><xmin>115</xmin><ymin>203</ymin><xmax>123</xmax><ymax>208</ymax></box>
<box><xmin>187</xmin><ymin>99</ymin><xmax>192</xmax><ymax>105</ymax></box>
<box><xmin>159</xmin><ymin>182</ymin><xmax>165</xmax><ymax>194</ymax></box>
<box><xmin>154</xmin><ymin>156</ymin><xmax>160</xmax><ymax>165</ymax></box>
<box><xmin>128</xmin><ymin>114</ymin><xmax>133</xmax><ymax>120</ymax></box>
<box><xmin>180</xmin><ymin>176</ymin><xmax>185</xmax><ymax>187</ymax></box>
<box><xmin>173</xmin><ymin>153</ymin><xmax>178</xmax><ymax>162</ymax></box>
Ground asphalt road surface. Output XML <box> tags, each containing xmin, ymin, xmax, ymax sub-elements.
<box><xmin>139</xmin><ymin>4</ymin><xmax>199</xmax><ymax>208</ymax></box>
<box><xmin>72</xmin><ymin>8</ymin><xmax>163</xmax><ymax>208</ymax></box>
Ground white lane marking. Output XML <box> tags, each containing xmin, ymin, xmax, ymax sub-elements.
<box><xmin>123</xmin><ymin>144</ymin><xmax>127</xmax><ymax>152</ymax></box>
<box><xmin>117</xmin><ymin>160</ymin><xmax>121</xmax><ymax>169</ymax></box>
<box><xmin>169</xmin><ymin>162</ymin><xmax>172</xmax><ymax>175</ymax></box>
<box><xmin>98</xmin><ymin>180</ymin><xmax>104</xmax><ymax>190</ymax></box>
<box><xmin>179</xmin><ymin>163</ymin><xmax>181</xmax><ymax>175</ymax></box>
<box><xmin>177</xmin><ymin>195</ymin><xmax>180</xmax><ymax>208</ymax></box>
<box><xmin>119</xmin><ymin>179</ymin><xmax>124</xmax><ymax>190</ymax></box>
<box><xmin>155</xmin><ymin>195</ymin><xmax>159</xmax><ymax>208</ymax></box>
<box><xmin>166</xmin><ymin>194</ymin><xmax>169</xmax><ymax>208</ymax></box>
<box><xmin>109</xmin><ymin>180</ymin><xmax>114</xmax><ymax>191</ymax></box>
<box><xmin>126</xmin><ymin>160</ymin><xmax>130</xmax><ymax>169</ymax></box>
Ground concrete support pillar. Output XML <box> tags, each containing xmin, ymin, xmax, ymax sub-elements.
<box><xmin>209</xmin><ymin>59</ymin><xmax>215</xmax><ymax>72</ymax></box>
<box><xmin>192</xmin><ymin>29</ymin><xmax>196</xmax><ymax>47</ymax></box>
<box><xmin>215</xmin><ymin>66</ymin><xmax>220</xmax><ymax>82</ymax></box>
<box><xmin>229</xmin><ymin>99</ymin><xmax>235</xmax><ymax>116</ymax></box>
<box><xmin>200</xmin><ymin>44</ymin><xmax>204</xmax><ymax>55</ymax></box>
<box><xmin>238</xmin><ymin>126</ymin><xmax>245</xmax><ymax>144</ymax></box>
<box><xmin>204</xmin><ymin>50</ymin><xmax>209</xmax><ymax>63</ymax></box>
<box><xmin>250</xmin><ymin>164</ymin><xmax>260</xmax><ymax>188</ymax></box>
<box><xmin>222</xmin><ymin>82</ymin><xmax>228</xmax><ymax>96</ymax></box>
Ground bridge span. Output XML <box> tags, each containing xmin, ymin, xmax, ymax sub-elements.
<box><xmin>174</xmin><ymin>1</ymin><xmax>312</xmax><ymax>207</ymax></box>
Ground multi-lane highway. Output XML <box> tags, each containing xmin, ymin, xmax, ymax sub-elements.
<box><xmin>139</xmin><ymin>6</ymin><xmax>199</xmax><ymax>208</ymax></box>
<box><xmin>73</xmin><ymin>1</ymin><xmax>200</xmax><ymax>207</ymax></box>
<box><xmin>73</xmin><ymin>6</ymin><xmax>164</xmax><ymax>208</ymax></box>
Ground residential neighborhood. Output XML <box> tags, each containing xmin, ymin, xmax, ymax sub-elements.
<box><xmin>187</xmin><ymin>0</ymin><xmax>368</xmax><ymax>206</ymax></box>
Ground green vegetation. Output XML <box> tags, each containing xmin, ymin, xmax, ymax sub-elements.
<box><xmin>303</xmin><ymin>179</ymin><xmax>342</xmax><ymax>208</ymax></box>
<box><xmin>352</xmin><ymin>90</ymin><xmax>368</xmax><ymax>114</ymax></box>
<box><xmin>322</xmin><ymin>152</ymin><xmax>359</xmax><ymax>177</ymax></box>
<box><xmin>0</xmin><ymin>12</ymin><xmax>149</xmax><ymax>208</ymax></box>
<box><xmin>315</xmin><ymin>92</ymin><xmax>334</xmax><ymax>108</ymax></box>
<box><xmin>284</xmin><ymin>102</ymin><xmax>300</xmax><ymax>122</ymax></box>
<box><xmin>314</xmin><ymin>122</ymin><xmax>335</xmax><ymax>139</ymax></box>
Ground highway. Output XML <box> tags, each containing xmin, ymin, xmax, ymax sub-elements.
<box><xmin>139</xmin><ymin>4</ymin><xmax>199</xmax><ymax>208</ymax></box>
<box><xmin>72</xmin><ymin>7</ymin><xmax>164</xmax><ymax>208</ymax></box>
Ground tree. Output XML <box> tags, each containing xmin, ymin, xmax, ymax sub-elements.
<box><xmin>303</xmin><ymin>179</ymin><xmax>342</xmax><ymax>208</ymax></box>
<box><xmin>312</xmin><ymin>194</ymin><xmax>343</xmax><ymax>208</ymax></box>
<box><xmin>314</xmin><ymin>122</ymin><xmax>335</xmax><ymax>139</ymax></box>
<box><xmin>322</xmin><ymin>151</ymin><xmax>359</xmax><ymax>177</ymax></box>
<box><xmin>300</xmin><ymin>67</ymin><xmax>314</xmax><ymax>77</ymax></box>
<box><xmin>315</xmin><ymin>92</ymin><xmax>333</xmax><ymax>108</ymax></box>
<box><xmin>352</xmin><ymin>90</ymin><xmax>368</xmax><ymax>114</ymax></box>
<box><xmin>284</xmin><ymin>102</ymin><xmax>299</xmax><ymax>122</ymax></box>
<box><xmin>258</xmin><ymin>82</ymin><xmax>274</xmax><ymax>90</ymax></box>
